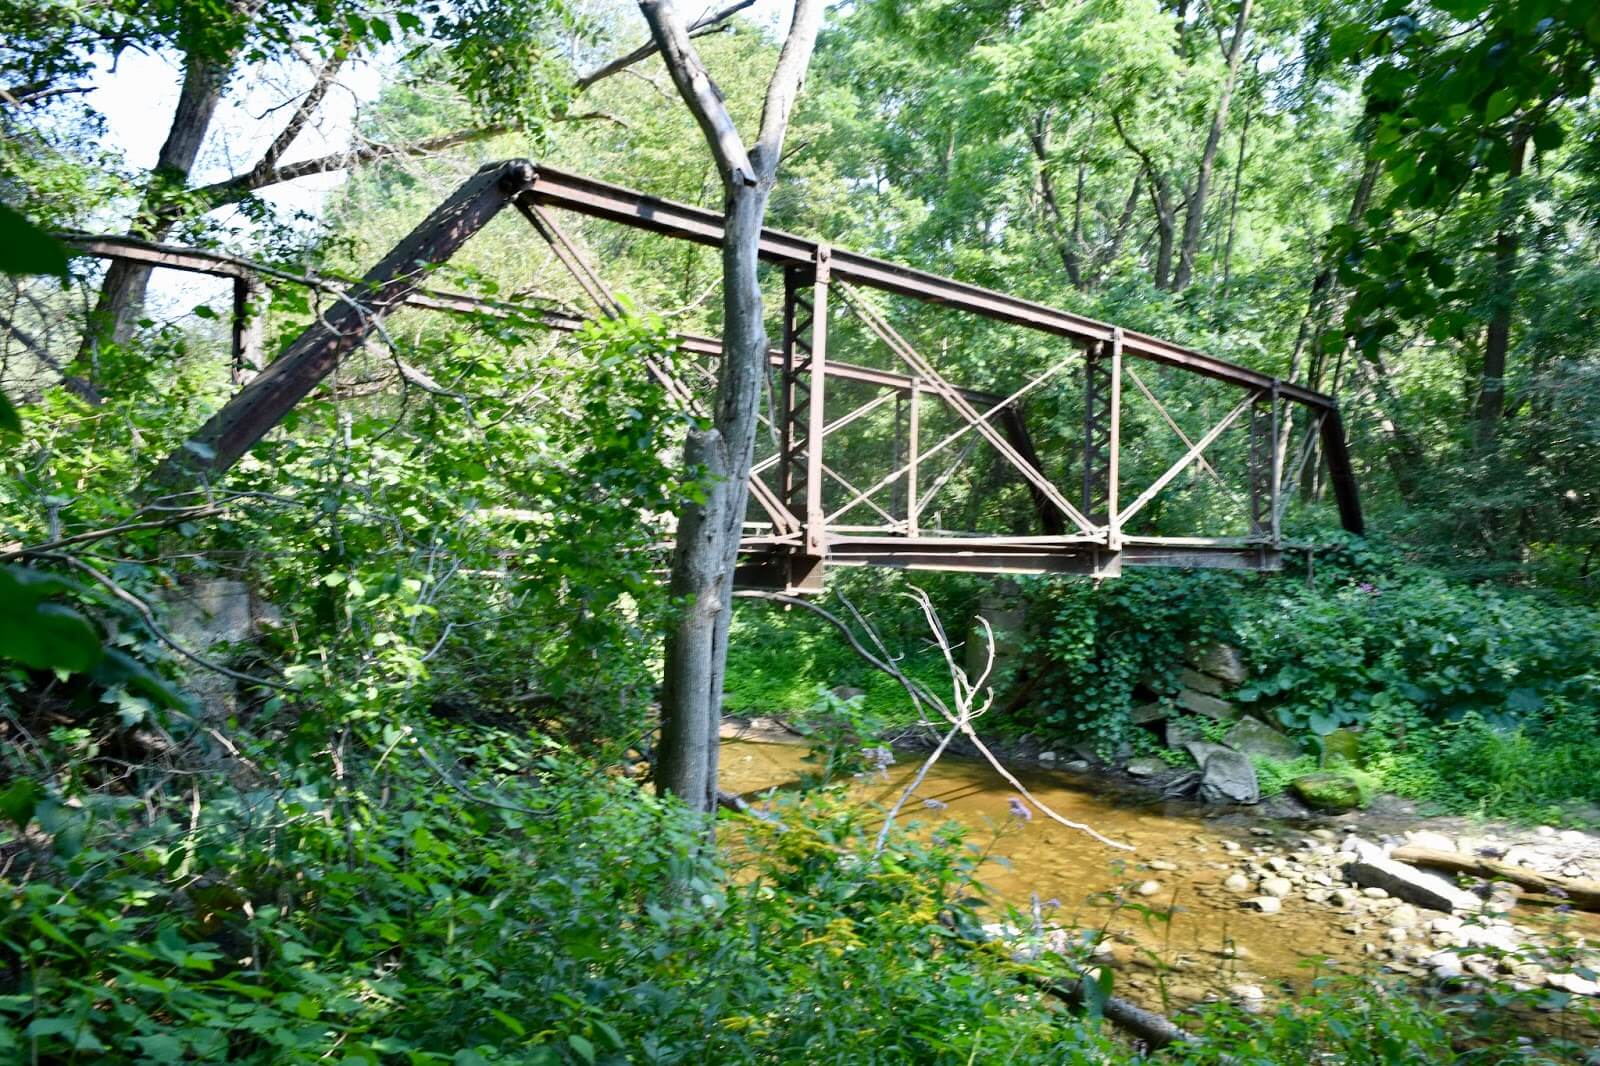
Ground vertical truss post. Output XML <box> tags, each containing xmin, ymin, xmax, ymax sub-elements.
<box><xmin>1082</xmin><ymin>327</ymin><xmax>1122</xmax><ymax>547</ymax></box>
<box><xmin>906</xmin><ymin>381</ymin><xmax>920</xmax><ymax>536</ymax></box>
<box><xmin>780</xmin><ymin>245</ymin><xmax>830</xmax><ymax>590</ymax></box>
<box><xmin>1250</xmin><ymin>382</ymin><xmax>1280</xmax><ymax>544</ymax></box>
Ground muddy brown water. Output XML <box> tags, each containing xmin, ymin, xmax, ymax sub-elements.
<box><xmin>720</xmin><ymin>738</ymin><xmax>1600</xmax><ymax>1008</ymax></box>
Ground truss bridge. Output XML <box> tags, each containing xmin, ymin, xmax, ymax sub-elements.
<box><xmin>69</xmin><ymin>160</ymin><xmax>1364</xmax><ymax>593</ymax></box>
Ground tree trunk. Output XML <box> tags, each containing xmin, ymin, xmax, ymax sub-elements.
<box><xmin>640</xmin><ymin>0</ymin><xmax>821</xmax><ymax>815</ymax></box>
<box><xmin>655</xmin><ymin>183</ymin><xmax>771</xmax><ymax>811</ymax></box>
<box><xmin>1152</xmin><ymin>181</ymin><xmax>1176</xmax><ymax>290</ymax></box>
<box><xmin>78</xmin><ymin>47</ymin><xmax>235</xmax><ymax>364</ymax></box>
<box><xmin>1474</xmin><ymin>123</ymin><xmax>1530</xmax><ymax>448</ymax></box>
<box><xmin>1029</xmin><ymin>115</ymin><xmax>1084</xmax><ymax>288</ymax></box>
<box><xmin>1173</xmin><ymin>0</ymin><xmax>1252</xmax><ymax>291</ymax></box>
<box><xmin>1217</xmin><ymin>106</ymin><xmax>1251</xmax><ymax>305</ymax></box>
<box><xmin>1089</xmin><ymin>173</ymin><xmax>1142</xmax><ymax>286</ymax></box>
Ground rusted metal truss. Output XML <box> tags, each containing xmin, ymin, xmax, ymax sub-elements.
<box><xmin>62</xmin><ymin>159</ymin><xmax>1363</xmax><ymax>594</ymax></box>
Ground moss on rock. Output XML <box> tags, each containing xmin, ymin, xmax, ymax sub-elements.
<box><xmin>1291</xmin><ymin>771</ymin><xmax>1363</xmax><ymax>812</ymax></box>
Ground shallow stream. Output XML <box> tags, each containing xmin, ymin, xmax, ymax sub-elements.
<box><xmin>719</xmin><ymin>737</ymin><xmax>1600</xmax><ymax>1008</ymax></box>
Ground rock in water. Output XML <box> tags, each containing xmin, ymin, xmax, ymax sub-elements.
<box><xmin>1341</xmin><ymin>847</ymin><xmax>1483</xmax><ymax>914</ymax></box>
<box><xmin>1290</xmin><ymin>771</ymin><xmax>1362</xmax><ymax>812</ymax></box>
<box><xmin>1224</xmin><ymin>718</ymin><xmax>1303</xmax><ymax>761</ymax></box>
<box><xmin>1126</xmin><ymin>757</ymin><xmax>1167</xmax><ymax>777</ymax></box>
<box><xmin>1197</xmin><ymin>750</ymin><xmax>1260</xmax><ymax>804</ymax></box>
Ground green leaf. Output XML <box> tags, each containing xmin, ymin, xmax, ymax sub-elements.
<box><xmin>0</xmin><ymin>568</ymin><xmax>102</xmax><ymax>672</ymax></box>
<box><xmin>1532</xmin><ymin>121</ymin><xmax>1565</xmax><ymax>152</ymax></box>
<box><xmin>0</xmin><ymin>390</ymin><xmax>19</xmax><ymax>435</ymax></box>
<box><xmin>567</xmin><ymin>1034</ymin><xmax>596</xmax><ymax>1064</ymax></box>
<box><xmin>0</xmin><ymin>778</ymin><xmax>42</xmax><ymax>828</ymax></box>
<box><xmin>1483</xmin><ymin>87</ymin><xmax>1517</xmax><ymax>123</ymax></box>
<box><xmin>0</xmin><ymin>202</ymin><xmax>69</xmax><ymax>279</ymax></box>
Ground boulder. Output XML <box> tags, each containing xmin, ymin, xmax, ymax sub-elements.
<box><xmin>1177</xmin><ymin>689</ymin><xmax>1236</xmax><ymax>720</ymax></box>
<box><xmin>1126</xmin><ymin>756</ymin><xmax>1167</xmax><ymax>777</ymax></box>
<box><xmin>1130</xmin><ymin>700</ymin><xmax>1170</xmax><ymax>724</ymax></box>
<box><xmin>1224</xmin><ymin>718</ymin><xmax>1302</xmax><ymax>761</ymax></box>
<box><xmin>1260</xmin><ymin>877</ymin><xmax>1293</xmax><ymax>898</ymax></box>
<box><xmin>1321</xmin><ymin>728</ymin><xmax>1362</xmax><ymax>767</ymax></box>
<box><xmin>1196</xmin><ymin>749</ymin><xmax>1260</xmax><ymax>805</ymax></box>
<box><xmin>1178</xmin><ymin>667</ymin><xmax>1227</xmax><ymax>696</ymax></box>
<box><xmin>1183</xmin><ymin>740</ymin><xmax>1231</xmax><ymax>766</ymax></box>
<box><xmin>1341</xmin><ymin>844</ymin><xmax>1483</xmax><ymax>914</ymax></box>
<box><xmin>1290</xmin><ymin>772</ymin><xmax>1362</xmax><ymax>812</ymax></box>
<box><xmin>1166</xmin><ymin>719</ymin><xmax>1204</xmax><ymax>747</ymax></box>
<box><xmin>830</xmin><ymin>685</ymin><xmax>866</xmax><ymax>702</ymax></box>
<box><xmin>1404</xmin><ymin>830</ymin><xmax>1457</xmax><ymax>852</ymax></box>
<box><xmin>1189</xmin><ymin>642</ymin><xmax>1247</xmax><ymax>685</ymax></box>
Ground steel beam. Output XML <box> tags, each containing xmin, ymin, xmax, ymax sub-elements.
<box><xmin>518</xmin><ymin>164</ymin><xmax>1342</xmax><ymax>408</ymax></box>
<box><xmin>514</xmin><ymin>161</ymin><xmax>1362</xmax><ymax>538</ymax></box>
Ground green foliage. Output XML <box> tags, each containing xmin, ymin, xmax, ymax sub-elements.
<box><xmin>1236</xmin><ymin>556</ymin><xmax>1600</xmax><ymax>737</ymax></box>
<box><xmin>723</xmin><ymin>571</ymin><xmax>979</xmax><ymax>728</ymax></box>
<box><xmin>1249</xmin><ymin>754</ymin><xmax>1320</xmax><ymax>799</ymax></box>
<box><xmin>1369</xmin><ymin>708</ymin><xmax>1600</xmax><ymax>821</ymax></box>
<box><xmin>794</xmin><ymin>686</ymin><xmax>891</xmax><ymax>789</ymax></box>
<box><xmin>0</xmin><ymin>707</ymin><xmax>1130</xmax><ymax>1064</ymax></box>
<box><xmin>1018</xmin><ymin>570</ymin><xmax>1237</xmax><ymax>753</ymax></box>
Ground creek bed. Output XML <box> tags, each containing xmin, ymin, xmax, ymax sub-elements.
<box><xmin>719</xmin><ymin>738</ymin><xmax>1600</xmax><ymax>1011</ymax></box>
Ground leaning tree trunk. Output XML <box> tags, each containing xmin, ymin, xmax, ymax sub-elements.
<box><xmin>1173</xmin><ymin>0</ymin><xmax>1252</xmax><ymax>292</ymax></box>
<box><xmin>77</xmin><ymin>47</ymin><xmax>236</xmax><ymax>367</ymax></box>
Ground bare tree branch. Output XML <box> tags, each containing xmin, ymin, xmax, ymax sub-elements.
<box><xmin>0</xmin><ymin>307</ymin><xmax>103</xmax><ymax>404</ymax></box>
<box><xmin>638</xmin><ymin>0</ymin><xmax>756</xmax><ymax>186</ymax></box>
<box><xmin>576</xmin><ymin>0</ymin><xmax>757</xmax><ymax>92</ymax></box>
<box><xmin>249</xmin><ymin>42</ymin><xmax>350</xmax><ymax>182</ymax></box>
<box><xmin>191</xmin><ymin>126</ymin><xmax>509</xmax><ymax>208</ymax></box>
<box><xmin>733</xmin><ymin>588</ymin><xmax>1132</xmax><ymax>853</ymax></box>
<box><xmin>752</xmin><ymin>0</ymin><xmax>824</xmax><ymax>179</ymax></box>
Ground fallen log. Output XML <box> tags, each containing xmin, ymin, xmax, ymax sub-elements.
<box><xmin>1390</xmin><ymin>845</ymin><xmax>1600</xmax><ymax>912</ymax></box>
<box><xmin>1024</xmin><ymin>972</ymin><xmax>1195</xmax><ymax>1050</ymax></box>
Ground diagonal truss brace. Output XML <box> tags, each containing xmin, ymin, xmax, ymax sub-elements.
<box><xmin>833</xmin><ymin>284</ymin><xmax>1098</xmax><ymax>537</ymax></box>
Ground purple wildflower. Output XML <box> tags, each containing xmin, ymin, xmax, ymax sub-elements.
<box><xmin>1007</xmin><ymin>797</ymin><xmax>1033</xmax><ymax>822</ymax></box>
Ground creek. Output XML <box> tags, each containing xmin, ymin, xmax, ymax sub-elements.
<box><xmin>719</xmin><ymin>737</ymin><xmax>1600</xmax><ymax>1011</ymax></box>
